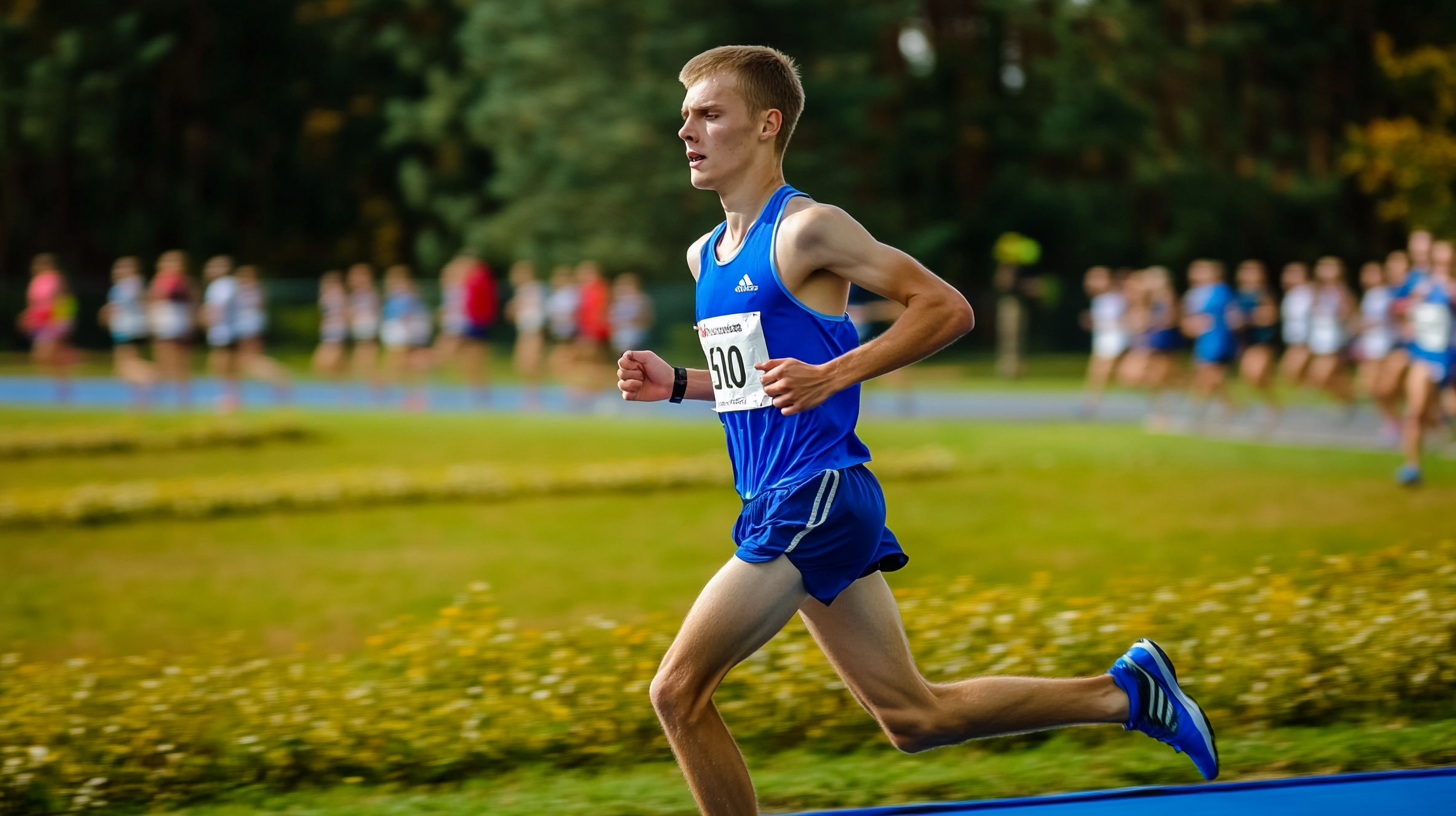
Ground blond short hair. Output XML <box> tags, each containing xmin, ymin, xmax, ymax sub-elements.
<box><xmin>680</xmin><ymin>45</ymin><xmax>804</xmax><ymax>156</ymax></box>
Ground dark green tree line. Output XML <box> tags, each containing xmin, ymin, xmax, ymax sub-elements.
<box><xmin>3</xmin><ymin>0</ymin><xmax>1456</xmax><ymax>351</ymax></box>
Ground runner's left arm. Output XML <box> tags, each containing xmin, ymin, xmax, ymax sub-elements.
<box><xmin>758</xmin><ymin>205</ymin><xmax>974</xmax><ymax>415</ymax></box>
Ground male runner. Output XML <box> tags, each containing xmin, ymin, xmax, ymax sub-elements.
<box><xmin>1181</xmin><ymin>259</ymin><xmax>1239</xmax><ymax>424</ymax></box>
<box><xmin>616</xmin><ymin>46</ymin><xmax>1217</xmax><ymax>816</ymax></box>
<box><xmin>1081</xmin><ymin>265</ymin><xmax>1129</xmax><ymax>418</ymax></box>
<box><xmin>1396</xmin><ymin>239</ymin><xmax>1455</xmax><ymax>486</ymax></box>
<box><xmin>201</xmin><ymin>255</ymin><xmax>241</xmax><ymax>412</ymax></box>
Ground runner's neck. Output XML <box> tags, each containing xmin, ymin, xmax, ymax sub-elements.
<box><xmin>715</xmin><ymin>170</ymin><xmax>788</xmax><ymax>259</ymax></box>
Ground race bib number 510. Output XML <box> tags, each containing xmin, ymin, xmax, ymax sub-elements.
<box><xmin>697</xmin><ymin>311</ymin><xmax>774</xmax><ymax>413</ymax></box>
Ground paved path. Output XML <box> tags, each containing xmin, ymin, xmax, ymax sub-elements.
<box><xmin>0</xmin><ymin>374</ymin><xmax>1438</xmax><ymax>455</ymax></box>
<box><xmin>784</xmin><ymin>767</ymin><xmax>1455</xmax><ymax>816</ymax></box>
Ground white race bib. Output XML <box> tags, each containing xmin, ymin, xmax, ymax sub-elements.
<box><xmin>697</xmin><ymin>311</ymin><xmax>774</xmax><ymax>413</ymax></box>
<box><xmin>1412</xmin><ymin>302</ymin><xmax>1452</xmax><ymax>353</ymax></box>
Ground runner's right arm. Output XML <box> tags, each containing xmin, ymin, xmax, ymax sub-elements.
<box><xmin>616</xmin><ymin>350</ymin><xmax>714</xmax><ymax>402</ymax></box>
<box><xmin>615</xmin><ymin>232</ymin><xmax>717</xmax><ymax>402</ymax></box>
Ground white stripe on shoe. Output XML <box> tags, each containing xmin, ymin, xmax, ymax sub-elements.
<box><xmin>1130</xmin><ymin>662</ymin><xmax>1176</xmax><ymax>731</ymax></box>
<box><xmin>785</xmin><ymin>469</ymin><xmax>840</xmax><ymax>554</ymax></box>
<box><xmin>1134</xmin><ymin>640</ymin><xmax>1216</xmax><ymax>758</ymax></box>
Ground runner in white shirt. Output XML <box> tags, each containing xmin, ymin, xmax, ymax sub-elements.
<box><xmin>147</xmin><ymin>250</ymin><xmax>196</xmax><ymax>407</ymax></box>
<box><xmin>347</xmin><ymin>263</ymin><xmax>383</xmax><ymax>400</ymax></box>
<box><xmin>1354</xmin><ymin>260</ymin><xmax>1398</xmax><ymax>441</ymax></box>
<box><xmin>234</xmin><ymin>265</ymin><xmax>289</xmax><ymax>402</ymax></box>
<box><xmin>434</xmin><ymin>258</ymin><xmax>468</xmax><ymax>361</ymax></box>
<box><xmin>1304</xmin><ymin>256</ymin><xmax>1356</xmax><ymax>409</ymax></box>
<box><xmin>100</xmin><ymin>256</ymin><xmax>156</xmax><ymax>405</ymax></box>
<box><xmin>1278</xmin><ymin>261</ymin><xmax>1314</xmax><ymax>386</ymax></box>
<box><xmin>546</xmin><ymin>264</ymin><xmax>581</xmax><ymax>386</ymax></box>
<box><xmin>201</xmin><ymin>255</ymin><xmax>241</xmax><ymax>412</ymax></box>
<box><xmin>1080</xmin><ymin>265</ymin><xmax>1128</xmax><ymax>417</ymax></box>
<box><xmin>506</xmin><ymin>260</ymin><xmax>547</xmax><ymax>409</ymax></box>
<box><xmin>313</xmin><ymin>271</ymin><xmax>349</xmax><ymax>380</ymax></box>
<box><xmin>609</xmin><ymin>273</ymin><xmax>656</xmax><ymax>355</ymax></box>
<box><xmin>380</xmin><ymin>264</ymin><xmax>432</xmax><ymax>411</ymax></box>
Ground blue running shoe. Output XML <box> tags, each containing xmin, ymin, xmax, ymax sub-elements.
<box><xmin>1108</xmin><ymin>638</ymin><xmax>1219</xmax><ymax>780</ymax></box>
<box><xmin>1396</xmin><ymin>464</ymin><xmax>1422</xmax><ymax>487</ymax></box>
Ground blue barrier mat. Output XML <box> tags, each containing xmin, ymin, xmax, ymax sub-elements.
<box><xmin>785</xmin><ymin>767</ymin><xmax>1455</xmax><ymax>815</ymax></box>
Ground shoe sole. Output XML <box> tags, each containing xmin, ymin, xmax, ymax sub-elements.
<box><xmin>1136</xmin><ymin>638</ymin><xmax>1219</xmax><ymax>780</ymax></box>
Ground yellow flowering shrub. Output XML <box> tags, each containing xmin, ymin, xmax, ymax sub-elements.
<box><xmin>0</xmin><ymin>449</ymin><xmax>954</xmax><ymax>528</ymax></box>
<box><xmin>0</xmin><ymin>422</ymin><xmax>315</xmax><ymax>460</ymax></box>
<box><xmin>1</xmin><ymin>543</ymin><xmax>1452</xmax><ymax>814</ymax></box>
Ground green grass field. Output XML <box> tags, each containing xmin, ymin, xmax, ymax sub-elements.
<box><xmin>2</xmin><ymin>406</ymin><xmax>1452</xmax><ymax>813</ymax></box>
<box><xmin>3</xmin><ymin>407</ymin><xmax>1451</xmax><ymax>661</ymax></box>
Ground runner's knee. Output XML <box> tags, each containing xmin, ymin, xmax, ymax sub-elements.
<box><xmin>855</xmin><ymin>685</ymin><xmax>945</xmax><ymax>753</ymax></box>
<box><xmin>877</xmin><ymin>705</ymin><xmax>943</xmax><ymax>754</ymax></box>
<box><xmin>648</xmin><ymin>663</ymin><xmax>714</xmax><ymax>724</ymax></box>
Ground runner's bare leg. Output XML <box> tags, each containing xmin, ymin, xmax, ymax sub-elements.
<box><xmin>651</xmin><ymin>557</ymin><xmax>808</xmax><ymax>816</ymax></box>
<box><xmin>799</xmin><ymin>571</ymin><xmax>1128</xmax><ymax>752</ymax></box>
<box><xmin>657</xmin><ymin>560</ymin><xmax>1130</xmax><ymax>815</ymax></box>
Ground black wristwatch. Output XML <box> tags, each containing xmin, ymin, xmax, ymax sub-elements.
<box><xmin>669</xmin><ymin>366</ymin><xmax>688</xmax><ymax>404</ymax></box>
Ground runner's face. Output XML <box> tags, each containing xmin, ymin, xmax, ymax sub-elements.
<box><xmin>1432</xmin><ymin>240</ymin><xmax>1453</xmax><ymax>268</ymax></box>
<box><xmin>1409</xmin><ymin>230</ymin><xmax>1433</xmax><ymax>267</ymax></box>
<box><xmin>679</xmin><ymin>74</ymin><xmax>764</xmax><ymax>190</ymax></box>
<box><xmin>1385</xmin><ymin>253</ymin><xmax>1409</xmax><ymax>284</ymax></box>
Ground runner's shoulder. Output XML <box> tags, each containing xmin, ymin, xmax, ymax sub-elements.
<box><xmin>780</xmin><ymin>197</ymin><xmax>852</xmax><ymax>237</ymax></box>
<box><xmin>777</xmin><ymin>199</ymin><xmax>874</xmax><ymax>260</ymax></box>
<box><xmin>687</xmin><ymin>230</ymin><xmax>715</xmax><ymax>279</ymax></box>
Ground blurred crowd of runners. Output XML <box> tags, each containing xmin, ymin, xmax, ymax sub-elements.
<box><xmin>19</xmin><ymin>251</ymin><xmax>290</xmax><ymax>410</ymax></box>
<box><xmin>310</xmin><ymin>257</ymin><xmax>655</xmax><ymax>411</ymax></box>
<box><xmin>15</xmin><ymin>230</ymin><xmax>1456</xmax><ymax>482</ymax></box>
<box><xmin>1081</xmin><ymin>229</ymin><xmax>1455</xmax><ymax>485</ymax></box>
<box><xmin>14</xmin><ymin>251</ymin><xmax>656</xmax><ymax>413</ymax></box>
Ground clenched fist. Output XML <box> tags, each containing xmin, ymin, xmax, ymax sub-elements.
<box><xmin>617</xmin><ymin>349</ymin><xmax>676</xmax><ymax>402</ymax></box>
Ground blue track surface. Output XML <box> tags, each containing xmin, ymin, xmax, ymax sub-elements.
<box><xmin>786</xmin><ymin>768</ymin><xmax>1455</xmax><ymax>815</ymax></box>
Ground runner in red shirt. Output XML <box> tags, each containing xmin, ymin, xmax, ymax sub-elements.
<box><xmin>573</xmin><ymin>260</ymin><xmax>612</xmax><ymax>402</ymax></box>
<box><xmin>459</xmin><ymin>254</ymin><xmax>497</xmax><ymax>404</ymax></box>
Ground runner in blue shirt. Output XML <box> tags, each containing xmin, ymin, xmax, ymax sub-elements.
<box><xmin>1398</xmin><ymin>241</ymin><xmax>1455</xmax><ymax>486</ymax></box>
<box><xmin>1181</xmin><ymin>259</ymin><xmax>1240</xmax><ymax>423</ymax></box>
<box><xmin>615</xmin><ymin>45</ymin><xmax>1219</xmax><ymax>815</ymax></box>
<box><xmin>1139</xmin><ymin>265</ymin><xmax>1183</xmax><ymax>430</ymax></box>
<box><xmin>1233</xmin><ymin>260</ymin><xmax>1280</xmax><ymax>423</ymax></box>
<box><xmin>1392</xmin><ymin>229</ymin><xmax>1433</xmax><ymax>303</ymax></box>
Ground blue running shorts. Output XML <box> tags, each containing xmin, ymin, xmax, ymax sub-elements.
<box><xmin>1411</xmin><ymin>349</ymin><xmax>1455</xmax><ymax>386</ymax></box>
<box><xmin>1194</xmin><ymin>334</ymin><xmax>1238</xmax><ymax>365</ymax></box>
<box><xmin>733</xmin><ymin>464</ymin><xmax>908</xmax><ymax>605</ymax></box>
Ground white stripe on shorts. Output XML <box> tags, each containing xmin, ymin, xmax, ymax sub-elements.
<box><xmin>784</xmin><ymin>469</ymin><xmax>840</xmax><ymax>554</ymax></box>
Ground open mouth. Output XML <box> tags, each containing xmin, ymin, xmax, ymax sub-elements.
<box><xmin>687</xmin><ymin>151</ymin><xmax>706</xmax><ymax>169</ymax></box>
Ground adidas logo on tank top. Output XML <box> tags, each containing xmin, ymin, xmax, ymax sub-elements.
<box><xmin>735</xmin><ymin>274</ymin><xmax>758</xmax><ymax>293</ymax></box>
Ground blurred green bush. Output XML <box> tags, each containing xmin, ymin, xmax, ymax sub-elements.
<box><xmin>1</xmin><ymin>542</ymin><xmax>1451</xmax><ymax>814</ymax></box>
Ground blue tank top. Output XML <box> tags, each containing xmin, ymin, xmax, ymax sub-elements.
<box><xmin>1236</xmin><ymin>288</ymin><xmax>1275</xmax><ymax>344</ymax></box>
<box><xmin>1145</xmin><ymin>297</ymin><xmax>1181</xmax><ymax>351</ymax></box>
<box><xmin>695</xmin><ymin>184</ymin><xmax>871</xmax><ymax>500</ymax></box>
<box><xmin>1408</xmin><ymin>276</ymin><xmax>1454</xmax><ymax>365</ymax></box>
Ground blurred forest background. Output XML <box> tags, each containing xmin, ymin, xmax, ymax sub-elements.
<box><xmin>3</xmin><ymin>0</ymin><xmax>1456</xmax><ymax>351</ymax></box>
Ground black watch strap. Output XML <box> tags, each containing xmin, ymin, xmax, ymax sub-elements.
<box><xmin>669</xmin><ymin>366</ymin><xmax>688</xmax><ymax>404</ymax></box>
